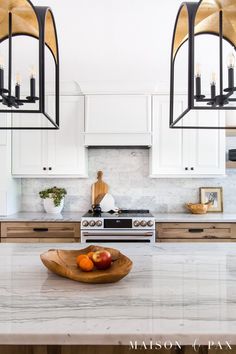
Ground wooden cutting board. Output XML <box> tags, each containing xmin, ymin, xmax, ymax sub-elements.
<box><xmin>91</xmin><ymin>171</ymin><xmax>109</xmax><ymax>205</ymax></box>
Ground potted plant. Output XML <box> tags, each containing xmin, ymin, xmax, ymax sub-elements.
<box><xmin>39</xmin><ymin>186</ymin><xmax>67</xmax><ymax>214</ymax></box>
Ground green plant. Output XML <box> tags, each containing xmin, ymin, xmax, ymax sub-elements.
<box><xmin>39</xmin><ymin>186</ymin><xmax>67</xmax><ymax>207</ymax></box>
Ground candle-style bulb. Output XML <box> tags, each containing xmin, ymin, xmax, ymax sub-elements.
<box><xmin>210</xmin><ymin>72</ymin><xmax>216</xmax><ymax>85</ymax></box>
<box><xmin>0</xmin><ymin>56</ymin><xmax>4</xmax><ymax>91</ymax></box>
<box><xmin>0</xmin><ymin>56</ymin><xmax>4</xmax><ymax>69</ymax></box>
<box><xmin>15</xmin><ymin>73</ymin><xmax>21</xmax><ymax>85</ymax></box>
<box><xmin>29</xmin><ymin>68</ymin><xmax>36</xmax><ymax>98</ymax></box>
<box><xmin>227</xmin><ymin>53</ymin><xmax>235</xmax><ymax>69</ymax></box>
<box><xmin>29</xmin><ymin>66</ymin><xmax>36</xmax><ymax>78</ymax></box>
<box><xmin>195</xmin><ymin>63</ymin><xmax>201</xmax><ymax>77</ymax></box>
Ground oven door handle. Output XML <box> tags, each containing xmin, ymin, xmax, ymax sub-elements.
<box><xmin>82</xmin><ymin>231</ymin><xmax>154</xmax><ymax>237</ymax></box>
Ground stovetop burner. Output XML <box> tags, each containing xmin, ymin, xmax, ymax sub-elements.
<box><xmin>83</xmin><ymin>209</ymin><xmax>152</xmax><ymax>218</ymax></box>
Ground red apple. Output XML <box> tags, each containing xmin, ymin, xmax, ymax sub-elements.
<box><xmin>92</xmin><ymin>250</ymin><xmax>112</xmax><ymax>270</ymax></box>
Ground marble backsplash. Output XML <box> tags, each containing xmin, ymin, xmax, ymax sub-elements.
<box><xmin>21</xmin><ymin>144</ymin><xmax>236</xmax><ymax>213</ymax></box>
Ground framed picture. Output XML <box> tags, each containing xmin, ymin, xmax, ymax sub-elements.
<box><xmin>199</xmin><ymin>187</ymin><xmax>223</xmax><ymax>212</ymax></box>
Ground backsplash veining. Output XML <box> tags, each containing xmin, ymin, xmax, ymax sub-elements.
<box><xmin>21</xmin><ymin>147</ymin><xmax>236</xmax><ymax>213</ymax></box>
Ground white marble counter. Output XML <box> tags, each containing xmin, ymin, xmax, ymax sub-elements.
<box><xmin>1</xmin><ymin>243</ymin><xmax>236</xmax><ymax>346</ymax></box>
<box><xmin>153</xmin><ymin>212</ymin><xmax>236</xmax><ymax>223</ymax></box>
<box><xmin>0</xmin><ymin>212</ymin><xmax>85</xmax><ymax>222</ymax></box>
<box><xmin>2</xmin><ymin>212</ymin><xmax>236</xmax><ymax>223</ymax></box>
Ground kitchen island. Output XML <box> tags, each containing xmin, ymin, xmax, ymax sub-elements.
<box><xmin>1</xmin><ymin>243</ymin><xmax>236</xmax><ymax>354</ymax></box>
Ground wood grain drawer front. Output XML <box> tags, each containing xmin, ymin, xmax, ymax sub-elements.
<box><xmin>1</xmin><ymin>238</ymin><xmax>76</xmax><ymax>243</ymax></box>
<box><xmin>157</xmin><ymin>223</ymin><xmax>235</xmax><ymax>240</ymax></box>
<box><xmin>157</xmin><ymin>238</ymin><xmax>236</xmax><ymax>243</ymax></box>
<box><xmin>1</xmin><ymin>222</ymin><xmax>80</xmax><ymax>240</ymax></box>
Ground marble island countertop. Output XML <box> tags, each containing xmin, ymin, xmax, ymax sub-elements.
<box><xmin>1</xmin><ymin>242</ymin><xmax>236</xmax><ymax>346</ymax></box>
<box><xmin>2</xmin><ymin>211</ymin><xmax>236</xmax><ymax>222</ymax></box>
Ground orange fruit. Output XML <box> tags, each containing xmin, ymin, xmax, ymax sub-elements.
<box><xmin>76</xmin><ymin>254</ymin><xmax>88</xmax><ymax>267</ymax></box>
<box><xmin>79</xmin><ymin>258</ymin><xmax>94</xmax><ymax>272</ymax></box>
<box><xmin>87</xmin><ymin>251</ymin><xmax>95</xmax><ymax>260</ymax></box>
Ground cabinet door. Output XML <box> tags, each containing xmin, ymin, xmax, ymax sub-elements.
<box><xmin>185</xmin><ymin>110</ymin><xmax>225</xmax><ymax>175</ymax></box>
<box><xmin>47</xmin><ymin>95</ymin><xmax>87</xmax><ymax>176</ymax></box>
<box><xmin>1</xmin><ymin>222</ymin><xmax>80</xmax><ymax>243</ymax></box>
<box><xmin>12</xmin><ymin>115</ymin><xmax>48</xmax><ymax>176</ymax></box>
<box><xmin>150</xmin><ymin>95</ymin><xmax>225</xmax><ymax>177</ymax></box>
<box><xmin>0</xmin><ymin>114</ymin><xmax>7</xmax><ymax>146</ymax></box>
<box><xmin>84</xmin><ymin>94</ymin><xmax>151</xmax><ymax>145</ymax></box>
<box><xmin>157</xmin><ymin>223</ymin><xmax>235</xmax><ymax>242</ymax></box>
<box><xmin>150</xmin><ymin>95</ymin><xmax>189</xmax><ymax>176</ymax></box>
<box><xmin>12</xmin><ymin>96</ymin><xmax>87</xmax><ymax>177</ymax></box>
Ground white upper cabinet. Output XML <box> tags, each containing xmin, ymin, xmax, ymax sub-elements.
<box><xmin>84</xmin><ymin>95</ymin><xmax>152</xmax><ymax>146</ymax></box>
<box><xmin>150</xmin><ymin>95</ymin><xmax>225</xmax><ymax>178</ymax></box>
<box><xmin>11</xmin><ymin>114</ymin><xmax>47</xmax><ymax>175</ymax></box>
<box><xmin>47</xmin><ymin>96</ymin><xmax>87</xmax><ymax>176</ymax></box>
<box><xmin>12</xmin><ymin>96</ymin><xmax>87</xmax><ymax>178</ymax></box>
<box><xmin>0</xmin><ymin>114</ymin><xmax>20</xmax><ymax>215</ymax></box>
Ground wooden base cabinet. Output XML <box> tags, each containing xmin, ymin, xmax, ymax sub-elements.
<box><xmin>1</xmin><ymin>345</ymin><xmax>235</xmax><ymax>354</ymax></box>
<box><xmin>0</xmin><ymin>222</ymin><xmax>81</xmax><ymax>243</ymax></box>
<box><xmin>157</xmin><ymin>223</ymin><xmax>236</xmax><ymax>242</ymax></box>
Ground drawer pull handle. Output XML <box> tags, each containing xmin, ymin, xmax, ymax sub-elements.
<box><xmin>188</xmin><ymin>228</ymin><xmax>204</xmax><ymax>233</ymax></box>
<box><xmin>33</xmin><ymin>228</ymin><xmax>49</xmax><ymax>232</ymax></box>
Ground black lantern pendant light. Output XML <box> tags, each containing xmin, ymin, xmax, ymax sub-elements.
<box><xmin>0</xmin><ymin>0</ymin><xmax>59</xmax><ymax>129</ymax></box>
<box><xmin>170</xmin><ymin>0</ymin><xmax>236</xmax><ymax>129</ymax></box>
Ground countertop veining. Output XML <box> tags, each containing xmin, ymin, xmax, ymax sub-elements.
<box><xmin>152</xmin><ymin>212</ymin><xmax>236</xmax><ymax>223</ymax></box>
<box><xmin>1</xmin><ymin>242</ymin><xmax>236</xmax><ymax>345</ymax></box>
<box><xmin>0</xmin><ymin>212</ymin><xmax>85</xmax><ymax>222</ymax></box>
<box><xmin>2</xmin><ymin>211</ymin><xmax>236</xmax><ymax>222</ymax></box>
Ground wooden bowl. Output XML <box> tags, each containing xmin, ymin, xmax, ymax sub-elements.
<box><xmin>185</xmin><ymin>203</ymin><xmax>210</xmax><ymax>214</ymax></box>
<box><xmin>40</xmin><ymin>245</ymin><xmax>133</xmax><ymax>284</ymax></box>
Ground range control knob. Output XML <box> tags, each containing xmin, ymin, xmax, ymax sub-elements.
<box><xmin>133</xmin><ymin>220</ymin><xmax>140</xmax><ymax>227</ymax></box>
<box><xmin>82</xmin><ymin>220</ymin><xmax>89</xmax><ymax>227</ymax></box>
<box><xmin>147</xmin><ymin>220</ymin><xmax>154</xmax><ymax>227</ymax></box>
<box><xmin>89</xmin><ymin>220</ymin><xmax>96</xmax><ymax>227</ymax></box>
<box><xmin>141</xmin><ymin>220</ymin><xmax>147</xmax><ymax>227</ymax></box>
<box><xmin>96</xmin><ymin>220</ymin><xmax>102</xmax><ymax>227</ymax></box>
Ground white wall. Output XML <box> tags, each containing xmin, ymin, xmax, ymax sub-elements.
<box><xmin>31</xmin><ymin>0</ymin><xmax>192</xmax><ymax>92</ymax></box>
<box><xmin>18</xmin><ymin>1</ymin><xmax>236</xmax><ymax>213</ymax></box>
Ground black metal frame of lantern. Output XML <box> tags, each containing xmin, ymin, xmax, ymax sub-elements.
<box><xmin>0</xmin><ymin>0</ymin><xmax>59</xmax><ymax>129</ymax></box>
<box><xmin>170</xmin><ymin>0</ymin><xmax>236</xmax><ymax>129</ymax></box>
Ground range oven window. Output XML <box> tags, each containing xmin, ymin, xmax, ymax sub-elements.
<box><xmin>104</xmin><ymin>219</ymin><xmax>132</xmax><ymax>229</ymax></box>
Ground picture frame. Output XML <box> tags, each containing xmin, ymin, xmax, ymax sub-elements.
<box><xmin>199</xmin><ymin>187</ymin><xmax>223</xmax><ymax>213</ymax></box>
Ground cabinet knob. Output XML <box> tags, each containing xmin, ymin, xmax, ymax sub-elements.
<box><xmin>191</xmin><ymin>167</ymin><xmax>194</xmax><ymax>171</ymax></box>
<box><xmin>49</xmin><ymin>167</ymin><xmax>52</xmax><ymax>171</ymax></box>
<box><xmin>185</xmin><ymin>167</ymin><xmax>189</xmax><ymax>171</ymax></box>
<box><xmin>43</xmin><ymin>167</ymin><xmax>47</xmax><ymax>171</ymax></box>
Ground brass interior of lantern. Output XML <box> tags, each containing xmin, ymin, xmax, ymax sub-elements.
<box><xmin>173</xmin><ymin>0</ymin><xmax>236</xmax><ymax>59</ymax></box>
<box><xmin>45</xmin><ymin>9</ymin><xmax>57</xmax><ymax>62</ymax></box>
<box><xmin>173</xmin><ymin>4</ymin><xmax>189</xmax><ymax>58</ymax></box>
<box><xmin>0</xmin><ymin>0</ymin><xmax>58</xmax><ymax>62</ymax></box>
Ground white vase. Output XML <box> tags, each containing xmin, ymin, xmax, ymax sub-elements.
<box><xmin>43</xmin><ymin>198</ymin><xmax>64</xmax><ymax>214</ymax></box>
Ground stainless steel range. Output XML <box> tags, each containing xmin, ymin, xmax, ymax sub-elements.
<box><xmin>81</xmin><ymin>210</ymin><xmax>155</xmax><ymax>243</ymax></box>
